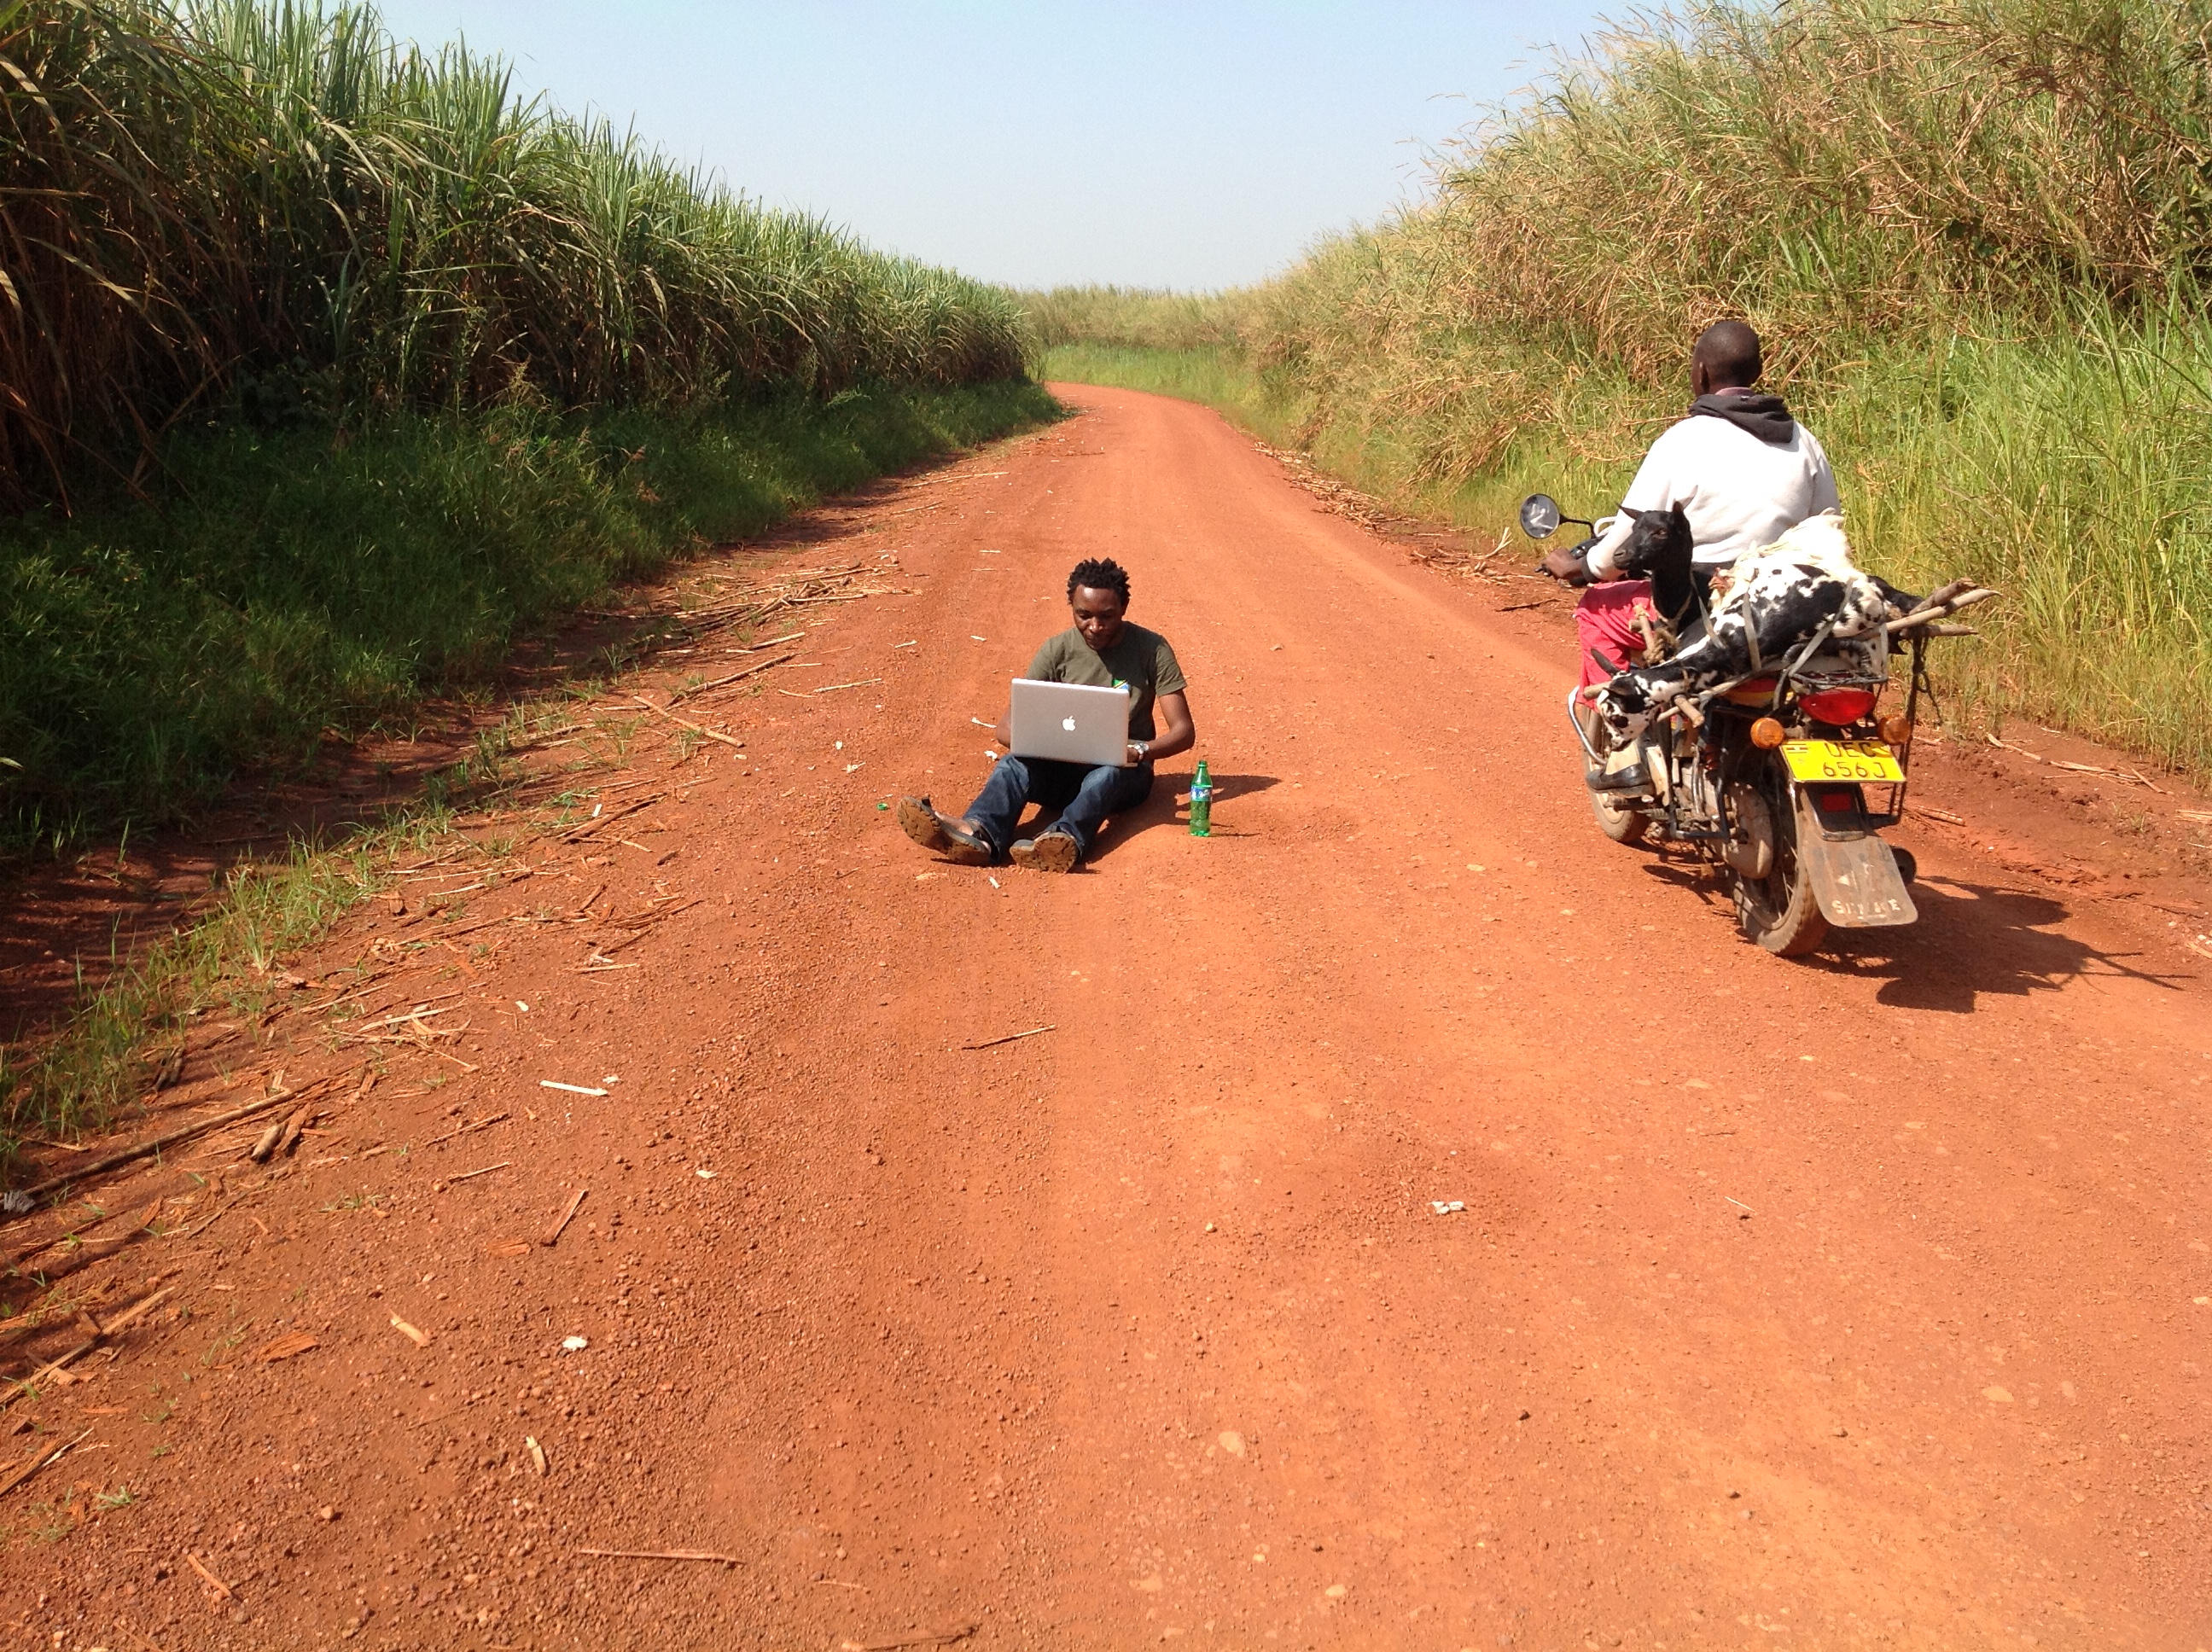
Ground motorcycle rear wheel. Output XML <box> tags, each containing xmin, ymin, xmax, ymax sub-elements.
<box><xmin>1729</xmin><ymin>759</ymin><xmax>1830</xmax><ymax>957</ymax></box>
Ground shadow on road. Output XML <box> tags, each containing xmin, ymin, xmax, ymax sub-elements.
<box><xmin>1618</xmin><ymin>853</ymin><xmax>2188</xmax><ymax>1010</ymax></box>
<box><xmin>1634</xmin><ymin>851</ymin><xmax>1731</xmax><ymax>910</ymax></box>
<box><xmin>1076</xmin><ymin>772</ymin><xmax>1281</xmax><ymax>863</ymax></box>
<box><xmin>1815</xmin><ymin>874</ymin><xmax>2188</xmax><ymax>1010</ymax></box>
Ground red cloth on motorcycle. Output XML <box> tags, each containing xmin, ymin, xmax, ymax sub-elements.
<box><xmin>1574</xmin><ymin>580</ymin><xmax>1658</xmax><ymax>688</ymax></box>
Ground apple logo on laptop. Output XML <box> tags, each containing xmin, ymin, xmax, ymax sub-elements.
<box><xmin>1062</xmin><ymin>716</ymin><xmax>1078</xmax><ymax>732</ymax></box>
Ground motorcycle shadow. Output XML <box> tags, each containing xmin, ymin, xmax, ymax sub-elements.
<box><xmin>1800</xmin><ymin>873</ymin><xmax>2186</xmax><ymax>1011</ymax></box>
<box><xmin>1634</xmin><ymin>852</ymin><xmax>1732</xmax><ymax>909</ymax></box>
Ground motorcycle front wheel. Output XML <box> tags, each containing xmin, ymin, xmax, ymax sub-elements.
<box><xmin>1728</xmin><ymin>754</ymin><xmax>1830</xmax><ymax>957</ymax></box>
<box><xmin>1590</xmin><ymin>787</ymin><xmax>1650</xmax><ymax>844</ymax></box>
<box><xmin>1576</xmin><ymin>701</ymin><xmax>1650</xmax><ymax>845</ymax></box>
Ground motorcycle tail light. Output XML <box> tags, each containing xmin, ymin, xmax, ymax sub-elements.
<box><xmin>1750</xmin><ymin>717</ymin><xmax>1786</xmax><ymax>748</ymax></box>
<box><xmin>1879</xmin><ymin>712</ymin><xmax>1913</xmax><ymax>746</ymax></box>
<box><xmin>1801</xmin><ymin>687</ymin><xmax>1878</xmax><ymax>725</ymax></box>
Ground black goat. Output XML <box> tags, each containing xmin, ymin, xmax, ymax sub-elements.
<box><xmin>1607</xmin><ymin>504</ymin><xmax>1700</xmax><ymax>631</ymax></box>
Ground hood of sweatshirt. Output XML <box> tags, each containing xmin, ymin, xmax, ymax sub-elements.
<box><xmin>1690</xmin><ymin>389</ymin><xmax>1796</xmax><ymax>445</ymax></box>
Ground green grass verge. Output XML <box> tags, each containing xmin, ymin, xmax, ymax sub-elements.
<box><xmin>2</xmin><ymin>380</ymin><xmax>1060</xmax><ymax>853</ymax></box>
<box><xmin>1045</xmin><ymin>338</ymin><xmax>2212</xmax><ymax>787</ymax></box>
<box><xmin>0</xmin><ymin>707</ymin><xmax>545</xmax><ymax>1172</ymax></box>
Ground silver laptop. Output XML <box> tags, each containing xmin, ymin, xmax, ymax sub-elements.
<box><xmin>1007</xmin><ymin>678</ymin><xmax>1132</xmax><ymax>767</ymax></box>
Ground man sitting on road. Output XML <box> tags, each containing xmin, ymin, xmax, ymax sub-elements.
<box><xmin>1544</xmin><ymin>319</ymin><xmax>1839</xmax><ymax>698</ymax></box>
<box><xmin>898</xmin><ymin>557</ymin><xmax>1195</xmax><ymax>873</ymax></box>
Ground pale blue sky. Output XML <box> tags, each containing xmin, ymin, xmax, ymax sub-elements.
<box><xmin>372</xmin><ymin>1</ymin><xmax>1612</xmax><ymax>290</ymax></box>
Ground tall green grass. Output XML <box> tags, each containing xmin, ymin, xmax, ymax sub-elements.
<box><xmin>0</xmin><ymin>0</ymin><xmax>1050</xmax><ymax>844</ymax></box>
<box><xmin>1</xmin><ymin>0</ymin><xmax>1032</xmax><ymax>507</ymax></box>
<box><xmin>1025</xmin><ymin>288</ymin><xmax>1252</xmax><ymax>353</ymax></box>
<box><xmin>1031</xmin><ymin>0</ymin><xmax>2212</xmax><ymax>781</ymax></box>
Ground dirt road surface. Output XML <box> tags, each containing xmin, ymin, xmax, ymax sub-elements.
<box><xmin>4</xmin><ymin>384</ymin><xmax>2209</xmax><ymax>1651</ymax></box>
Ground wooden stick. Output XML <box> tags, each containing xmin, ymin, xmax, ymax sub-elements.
<box><xmin>960</xmin><ymin>1024</ymin><xmax>1056</xmax><ymax>1051</ymax></box>
<box><xmin>183</xmin><ymin>1551</ymin><xmax>233</xmax><ymax>1600</ymax></box>
<box><xmin>666</xmin><ymin>652</ymin><xmax>797</xmax><ymax>704</ymax></box>
<box><xmin>9</xmin><ymin>1084</ymin><xmax>329</xmax><ymax>1211</ymax></box>
<box><xmin>541</xmin><ymin>1188</ymin><xmax>588</xmax><ymax>1247</ymax></box>
<box><xmin>178</xmin><ymin>1189</ymin><xmax>263</xmax><ymax>1241</ymax></box>
<box><xmin>424</xmin><ymin>909</ymin><xmax>537</xmax><ymax>943</ymax></box>
<box><xmin>422</xmin><ymin>1111</ymin><xmax>508</xmax><ymax>1148</ymax></box>
<box><xmin>446</xmin><ymin>1162</ymin><xmax>510</xmax><ymax>1184</ymax></box>
<box><xmin>247</xmin><ymin>1118</ymin><xmax>288</xmax><ymax>1163</ymax></box>
<box><xmin>4</xmin><ymin>1201</ymin><xmax>124</xmax><ymax>1269</ymax></box>
<box><xmin>812</xmin><ymin>678</ymin><xmax>882</xmax><ymax>694</ymax></box>
<box><xmin>627</xmin><ymin>695</ymin><xmax>744</xmax><ymax>747</ymax></box>
<box><xmin>843</xmin><ymin>1625</ymin><xmax>980</xmax><ymax>1651</ymax></box>
<box><xmin>0</xmin><ymin>1427</ymin><xmax>92</xmax><ymax>1500</ymax></box>
<box><xmin>329</xmin><ymin>986</ymin><xmax>464</xmax><ymax>1026</ymax></box>
<box><xmin>0</xmin><ymin>1288</ymin><xmax>174</xmax><ymax>1409</ymax></box>
<box><xmin>351</xmin><ymin>1003</ymin><xmax>462</xmax><ymax>1033</ymax></box>
<box><xmin>389</xmin><ymin>1314</ymin><xmax>431</xmax><ymax>1347</ymax></box>
<box><xmin>575</xmin><ymin>1547</ymin><xmax>744</xmax><ymax>1565</ymax></box>
<box><xmin>17</xmin><ymin>1197</ymin><xmax>162</xmax><ymax>1283</ymax></box>
<box><xmin>561</xmin><ymin>794</ymin><xmax>667</xmax><ymax>842</ymax></box>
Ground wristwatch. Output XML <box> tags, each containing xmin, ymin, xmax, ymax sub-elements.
<box><xmin>1128</xmin><ymin>740</ymin><xmax>1150</xmax><ymax>764</ymax></box>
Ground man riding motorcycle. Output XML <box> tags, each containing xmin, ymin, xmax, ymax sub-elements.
<box><xmin>1541</xmin><ymin>320</ymin><xmax>1841</xmax><ymax>761</ymax></box>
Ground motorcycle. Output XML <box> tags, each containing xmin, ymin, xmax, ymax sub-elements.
<box><xmin>1519</xmin><ymin>492</ymin><xmax>1994</xmax><ymax>957</ymax></box>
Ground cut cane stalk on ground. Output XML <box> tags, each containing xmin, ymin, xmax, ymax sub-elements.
<box><xmin>1</xmin><ymin>493</ymin><xmax>1022</xmax><ymax>1174</ymax></box>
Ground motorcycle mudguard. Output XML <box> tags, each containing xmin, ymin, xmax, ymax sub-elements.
<box><xmin>1794</xmin><ymin>790</ymin><xmax>1917</xmax><ymax>928</ymax></box>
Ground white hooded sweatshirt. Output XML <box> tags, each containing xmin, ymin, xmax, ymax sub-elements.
<box><xmin>1587</xmin><ymin>396</ymin><xmax>1839</xmax><ymax>577</ymax></box>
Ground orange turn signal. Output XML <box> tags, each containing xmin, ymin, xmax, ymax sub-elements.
<box><xmin>1879</xmin><ymin>713</ymin><xmax>1914</xmax><ymax>746</ymax></box>
<box><xmin>1750</xmin><ymin>717</ymin><xmax>1786</xmax><ymax>748</ymax></box>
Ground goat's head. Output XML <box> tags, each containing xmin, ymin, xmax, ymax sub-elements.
<box><xmin>1610</xmin><ymin>504</ymin><xmax>1693</xmax><ymax>580</ymax></box>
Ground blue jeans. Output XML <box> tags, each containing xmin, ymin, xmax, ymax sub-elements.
<box><xmin>963</xmin><ymin>755</ymin><xmax>1155</xmax><ymax>862</ymax></box>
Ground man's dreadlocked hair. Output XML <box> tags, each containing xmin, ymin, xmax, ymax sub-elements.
<box><xmin>1066</xmin><ymin>557</ymin><xmax>1131</xmax><ymax>603</ymax></box>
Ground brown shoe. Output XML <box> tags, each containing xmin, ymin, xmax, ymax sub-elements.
<box><xmin>896</xmin><ymin>796</ymin><xmax>990</xmax><ymax>864</ymax></box>
<box><xmin>1009</xmin><ymin>830</ymin><xmax>1079</xmax><ymax>873</ymax></box>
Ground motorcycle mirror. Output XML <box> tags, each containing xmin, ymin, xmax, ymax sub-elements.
<box><xmin>1519</xmin><ymin>493</ymin><xmax>1563</xmax><ymax>540</ymax></box>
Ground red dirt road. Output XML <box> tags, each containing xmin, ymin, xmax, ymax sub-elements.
<box><xmin>4</xmin><ymin>384</ymin><xmax>2209</xmax><ymax>1651</ymax></box>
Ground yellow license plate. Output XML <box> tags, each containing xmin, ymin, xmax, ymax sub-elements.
<box><xmin>1782</xmin><ymin>739</ymin><xmax>1906</xmax><ymax>783</ymax></box>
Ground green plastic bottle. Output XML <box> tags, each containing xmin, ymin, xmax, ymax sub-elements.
<box><xmin>1188</xmin><ymin>758</ymin><xmax>1213</xmax><ymax>837</ymax></box>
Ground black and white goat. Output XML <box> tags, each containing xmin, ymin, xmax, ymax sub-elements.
<box><xmin>1598</xmin><ymin>511</ymin><xmax>1921</xmax><ymax>718</ymax></box>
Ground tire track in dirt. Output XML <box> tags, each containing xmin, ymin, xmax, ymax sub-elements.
<box><xmin>3</xmin><ymin>385</ymin><xmax>2206</xmax><ymax>1652</ymax></box>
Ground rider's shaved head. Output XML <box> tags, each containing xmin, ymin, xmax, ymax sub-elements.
<box><xmin>1692</xmin><ymin>319</ymin><xmax>1763</xmax><ymax>390</ymax></box>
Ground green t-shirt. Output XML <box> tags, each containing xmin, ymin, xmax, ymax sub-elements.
<box><xmin>1026</xmin><ymin>623</ymin><xmax>1187</xmax><ymax>742</ymax></box>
